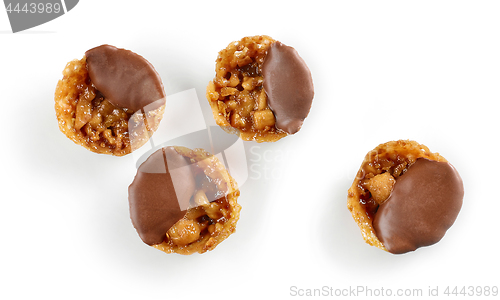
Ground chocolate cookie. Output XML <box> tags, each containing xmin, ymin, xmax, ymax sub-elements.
<box><xmin>54</xmin><ymin>45</ymin><xmax>166</xmax><ymax>156</ymax></box>
<box><xmin>206</xmin><ymin>35</ymin><xmax>314</xmax><ymax>142</ymax></box>
<box><xmin>129</xmin><ymin>146</ymin><xmax>241</xmax><ymax>255</ymax></box>
<box><xmin>347</xmin><ymin>140</ymin><xmax>464</xmax><ymax>254</ymax></box>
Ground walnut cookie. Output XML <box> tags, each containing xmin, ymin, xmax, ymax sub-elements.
<box><xmin>206</xmin><ymin>35</ymin><xmax>314</xmax><ymax>142</ymax></box>
<box><xmin>54</xmin><ymin>45</ymin><xmax>166</xmax><ymax>156</ymax></box>
<box><xmin>129</xmin><ymin>146</ymin><xmax>241</xmax><ymax>255</ymax></box>
<box><xmin>347</xmin><ymin>140</ymin><xmax>464</xmax><ymax>254</ymax></box>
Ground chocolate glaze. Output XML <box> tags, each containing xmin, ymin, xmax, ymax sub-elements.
<box><xmin>262</xmin><ymin>42</ymin><xmax>314</xmax><ymax>134</ymax></box>
<box><xmin>373</xmin><ymin>158</ymin><xmax>464</xmax><ymax>254</ymax></box>
<box><xmin>85</xmin><ymin>45</ymin><xmax>165</xmax><ymax>112</ymax></box>
<box><xmin>128</xmin><ymin>147</ymin><xmax>196</xmax><ymax>246</ymax></box>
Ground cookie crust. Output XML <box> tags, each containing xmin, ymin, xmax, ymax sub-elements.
<box><xmin>347</xmin><ymin>140</ymin><xmax>447</xmax><ymax>251</ymax></box>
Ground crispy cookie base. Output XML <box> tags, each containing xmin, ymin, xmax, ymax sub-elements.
<box><xmin>54</xmin><ymin>57</ymin><xmax>165</xmax><ymax>156</ymax></box>
<box><xmin>206</xmin><ymin>35</ymin><xmax>288</xmax><ymax>143</ymax></box>
<box><xmin>347</xmin><ymin>140</ymin><xmax>447</xmax><ymax>251</ymax></box>
<box><xmin>153</xmin><ymin>147</ymin><xmax>241</xmax><ymax>255</ymax></box>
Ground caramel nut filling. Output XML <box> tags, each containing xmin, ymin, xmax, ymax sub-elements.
<box><xmin>54</xmin><ymin>45</ymin><xmax>165</xmax><ymax>156</ymax></box>
<box><xmin>129</xmin><ymin>146</ymin><xmax>241</xmax><ymax>255</ymax></box>
<box><xmin>206</xmin><ymin>35</ymin><xmax>314</xmax><ymax>142</ymax></box>
<box><xmin>347</xmin><ymin>140</ymin><xmax>463</xmax><ymax>253</ymax></box>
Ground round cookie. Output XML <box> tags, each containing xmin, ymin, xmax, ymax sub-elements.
<box><xmin>347</xmin><ymin>140</ymin><xmax>464</xmax><ymax>254</ymax></box>
<box><xmin>206</xmin><ymin>35</ymin><xmax>314</xmax><ymax>142</ymax></box>
<box><xmin>55</xmin><ymin>45</ymin><xmax>166</xmax><ymax>156</ymax></box>
<box><xmin>129</xmin><ymin>146</ymin><xmax>241</xmax><ymax>255</ymax></box>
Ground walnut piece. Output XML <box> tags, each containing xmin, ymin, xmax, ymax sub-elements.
<box><xmin>365</xmin><ymin>172</ymin><xmax>396</xmax><ymax>205</ymax></box>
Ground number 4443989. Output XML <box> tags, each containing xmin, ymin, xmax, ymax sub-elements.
<box><xmin>5</xmin><ymin>2</ymin><xmax>62</xmax><ymax>14</ymax></box>
<box><xmin>444</xmin><ymin>286</ymin><xmax>498</xmax><ymax>297</ymax></box>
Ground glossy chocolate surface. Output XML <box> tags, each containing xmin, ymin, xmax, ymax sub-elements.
<box><xmin>262</xmin><ymin>42</ymin><xmax>314</xmax><ymax>134</ymax></box>
<box><xmin>128</xmin><ymin>147</ymin><xmax>195</xmax><ymax>245</ymax></box>
<box><xmin>86</xmin><ymin>45</ymin><xmax>165</xmax><ymax>112</ymax></box>
<box><xmin>373</xmin><ymin>158</ymin><xmax>464</xmax><ymax>254</ymax></box>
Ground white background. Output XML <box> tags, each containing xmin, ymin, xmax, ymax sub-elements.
<box><xmin>1</xmin><ymin>1</ymin><xmax>499</xmax><ymax>299</ymax></box>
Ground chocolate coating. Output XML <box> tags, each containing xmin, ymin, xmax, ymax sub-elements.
<box><xmin>262</xmin><ymin>42</ymin><xmax>314</xmax><ymax>134</ymax></box>
<box><xmin>373</xmin><ymin>158</ymin><xmax>464</xmax><ymax>254</ymax></box>
<box><xmin>128</xmin><ymin>147</ymin><xmax>196</xmax><ymax>246</ymax></box>
<box><xmin>85</xmin><ymin>45</ymin><xmax>165</xmax><ymax>112</ymax></box>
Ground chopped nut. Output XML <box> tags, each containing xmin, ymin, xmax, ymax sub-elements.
<box><xmin>253</xmin><ymin>109</ymin><xmax>275</xmax><ymax>130</ymax></box>
<box><xmin>98</xmin><ymin>99</ymin><xmax>115</xmax><ymax>116</ymax></box>
<box><xmin>226</xmin><ymin>100</ymin><xmax>238</xmax><ymax>110</ymax></box>
<box><xmin>88</xmin><ymin>111</ymin><xmax>102</xmax><ymax>129</ymax></box>
<box><xmin>237</xmin><ymin>56</ymin><xmax>252</xmax><ymax>67</ymax></box>
<box><xmin>238</xmin><ymin>90</ymin><xmax>255</xmax><ymax>116</ymax></box>
<box><xmin>393</xmin><ymin>161</ymin><xmax>408</xmax><ymax>178</ymax></box>
<box><xmin>74</xmin><ymin>88</ymin><xmax>94</xmax><ymax>130</ymax></box>
<box><xmin>227</xmin><ymin>72</ymin><xmax>240</xmax><ymax>87</ymax></box>
<box><xmin>206</xmin><ymin>81</ymin><xmax>219</xmax><ymax>101</ymax></box>
<box><xmin>365</xmin><ymin>172</ymin><xmax>396</xmax><ymax>204</ymax></box>
<box><xmin>102</xmin><ymin>129</ymin><xmax>115</xmax><ymax>144</ymax></box>
<box><xmin>168</xmin><ymin>219</ymin><xmax>201</xmax><ymax>246</ymax></box>
<box><xmin>230</xmin><ymin>112</ymin><xmax>246</xmax><ymax>128</ymax></box>
<box><xmin>221</xmin><ymin>87</ymin><xmax>238</xmax><ymax>97</ymax></box>
<box><xmin>184</xmin><ymin>206</ymin><xmax>206</xmax><ymax>220</ymax></box>
<box><xmin>205</xmin><ymin>202</ymin><xmax>223</xmax><ymax>220</ymax></box>
<box><xmin>234</xmin><ymin>47</ymin><xmax>248</xmax><ymax>58</ymax></box>
<box><xmin>194</xmin><ymin>190</ymin><xmax>210</xmax><ymax>206</ymax></box>
<box><xmin>257</xmin><ymin>89</ymin><xmax>267</xmax><ymax>110</ymax></box>
<box><xmin>242</xmin><ymin>77</ymin><xmax>257</xmax><ymax>90</ymax></box>
<box><xmin>217</xmin><ymin>101</ymin><xmax>228</xmax><ymax>118</ymax></box>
